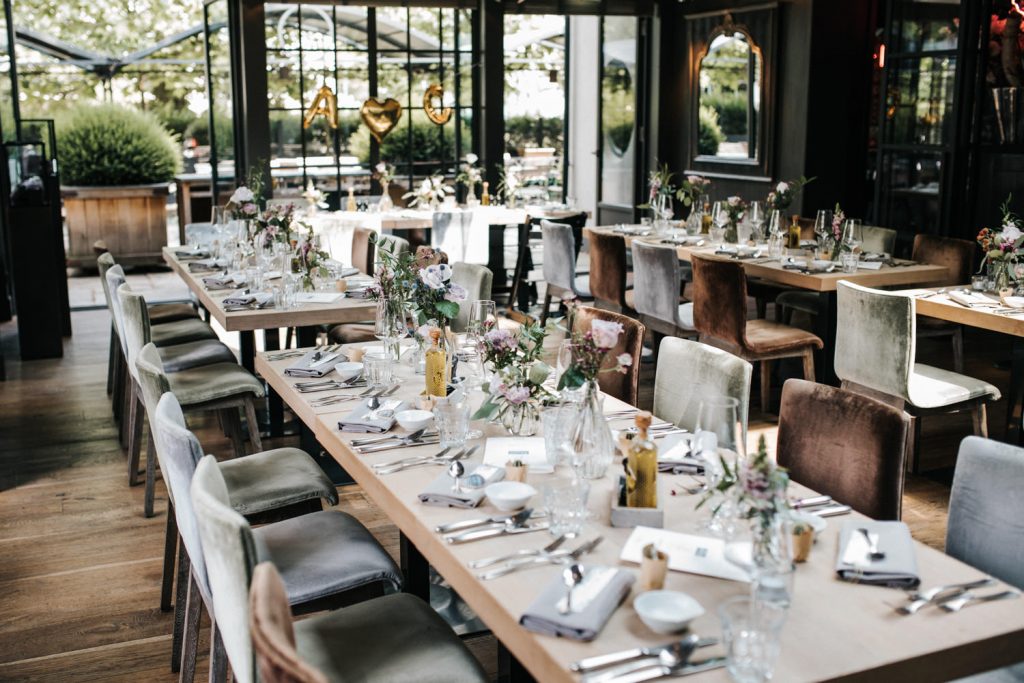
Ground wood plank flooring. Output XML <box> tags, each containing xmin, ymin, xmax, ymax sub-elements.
<box><xmin>0</xmin><ymin>302</ymin><xmax>1010</xmax><ymax>681</ymax></box>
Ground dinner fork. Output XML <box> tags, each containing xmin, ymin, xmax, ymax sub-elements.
<box><xmin>940</xmin><ymin>590</ymin><xmax>1020</xmax><ymax>613</ymax></box>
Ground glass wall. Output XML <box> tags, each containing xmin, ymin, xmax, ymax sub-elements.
<box><xmin>203</xmin><ymin>0</ymin><xmax>236</xmax><ymax>200</ymax></box>
<box><xmin>599</xmin><ymin>16</ymin><xmax>636</xmax><ymax>207</ymax></box>
<box><xmin>0</xmin><ymin>0</ymin><xmax>15</xmax><ymax>142</ymax></box>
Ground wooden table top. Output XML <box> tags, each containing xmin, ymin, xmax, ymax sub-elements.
<box><xmin>584</xmin><ymin>227</ymin><xmax>950</xmax><ymax>293</ymax></box>
<box><xmin>894</xmin><ymin>286</ymin><xmax>1024</xmax><ymax>338</ymax></box>
<box><xmin>316</xmin><ymin>206</ymin><xmax>590</xmax><ymax>232</ymax></box>
<box><xmin>162</xmin><ymin>247</ymin><xmax>375</xmax><ymax>332</ymax></box>
<box><xmin>256</xmin><ymin>349</ymin><xmax>1024</xmax><ymax>682</ymax></box>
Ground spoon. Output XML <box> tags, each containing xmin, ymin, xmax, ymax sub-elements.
<box><xmin>448</xmin><ymin>460</ymin><xmax>465</xmax><ymax>493</ymax></box>
<box><xmin>859</xmin><ymin>528</ymin><xmax>885</xmax><ymax>561</ymax></box>
<box><xmin>561</xmin><ymin>563</ymin><xmax>585</xmax><ymax>615</ymax></box>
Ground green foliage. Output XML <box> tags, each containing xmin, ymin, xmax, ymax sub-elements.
<box><xmin>347</xmin><ymin>118</ymin><xmax>472</xmax><ymax>165</ymax></box>
<box><xmin>58</xmin><ymin>104</ymin><xmax>181</xmax><ymax>186</ymax></box>
<box><xmin>153</xmin><ymin>104</ymin><xmax>200</xmax><ymax>140</ymax></box>
<box><xmin>703</xmin><ymin>93</ymin><xmax>747</xmax><ymax>136</ymax></box>
<box><xmin>184</xmin><ymin>111</ymin><xmax>234</xmax><ymax>160</ymax></box>
<box><xmin>698</xmin><ymin>105</ymin><xmax>724</xmax><ymax>156</ymax></box>
<box><xmin>505</xmin><ymin>116</ymin><xmax>563</xmax><ymax>156</ymax></box>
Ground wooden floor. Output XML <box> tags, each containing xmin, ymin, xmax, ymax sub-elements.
<box><xmin>0</xmin><ymin>301</ymin><xmax>1011</xmax><ymax>681</ymax></box>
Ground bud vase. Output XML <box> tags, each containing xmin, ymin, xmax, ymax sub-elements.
<box><xmin>568</xmin><ymin>380</ymin><xmax>615</xmax><ymax>479</ymax></box>
<box><xmin>502</xmin><ymin>401</ymin><xmax>539</xmax><ymax>436</ymax></box>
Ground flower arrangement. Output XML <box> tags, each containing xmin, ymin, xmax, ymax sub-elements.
<box><xmin>676</xmin><ymin>174</ymin><xmax>712</xmax><ymax>209</ymax></box>
<box><xmin>366</xmin><ymin>235</ymin><xmax>417</xmax><ymax>302</ymax></box>
<box><xmin>302</xmin><ymin>180</ymin><xmax>328</xmax><ymax>213</ymax></box>
<box><xmin>255</xmin><ymin>202</ymin><xmax>298</xmax><ymax>247</ymax></box>
<box><xmin>225</xmin><ymin>185</ymin><xmax>259</xmax><ymax>220</ymax></box>
<box><xmin>497</xmin><ymin>163</ymin><xmax>523</xmax><ymax>206</ymax></box>
<box><xmin>977</xmin><ymin>194</ymin><xmax>1024</xmax><ymax>290</ymax></box>
<box><xmin>723</xmin><ymin>196</ymin><xmax>747</xmax><ymax>226</ymax></box>
<box><xmin>293</xmin><ymin>228</ymin><xmax>331</xmax><ymax>290</ymax></box>
<box><xmin>765</xmin><ymin>176</ymin><xmax>815</xmax><ymax>212</ymax></box>
<box><xmin>403</xmin><ymin>173</ymin><xmax>451</xmax><ymax>208</ymax></box>
<box><xmin>824</xmin><ymin>203</ymin><xmax>848</xmax><ymax>260</ymax></box>
<box><xmin>557</xmin><ymin>314</ymin><xmax>632</xmax><ymax>391</ymax></box>
<box><xmin>456</xmin><ymin>153</ymin><xmax>482</xmax><ymax>191</ymax></box>
<box><xmin>374</xmin><ymin>161</ymin><xmax>396</xmax><ymax>186</ymax></box>
<box><xmin>473</xmin><ymin>321</ymin><xmax>553</xmax><ymax>427</ymax></box>
<box><xmin>638</xmin><ymin>162</ymin><xmax>676</xmax><ymax>210</ymax></box>
<box><xmin>412</xmin><ymin>262</ymin><xmax>467</xmax><ymax>325</ymax></box>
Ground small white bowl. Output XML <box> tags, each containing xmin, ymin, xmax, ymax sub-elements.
<box><xmin>485</xmin><ymin>481</ymin><xmax>536</xmax><ymax>512</ymax></box>
<box><xmin>334</xmin><ymin>361</ymin><xmax>363</xmax><ymax>380</ymax></box>
<box><xmin>634</xmin><ymin>591</ymin><xmax>705</xmax><ymax>634</ymax></box>
<box><xmin>395</xmin><ymin>409</ymin><xmax>433</xmax><ymax>432</ymax></box>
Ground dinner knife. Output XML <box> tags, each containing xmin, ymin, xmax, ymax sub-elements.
<box><xmin>445</xmin><ymin>523</ymin><xmax>550</xmax><ymax>544</ymax></box>
<box><xmin>811</xmin><ymin>504</ymin><xmax>852</xmax><ymax>517</ymax></box>
<box><xmin>572</xmin><ymin>637</ymin><xmax>718</xmax><ymax>674</ymax></box>
<box><xmin>356</xmin><ymin>437</ymin><xmax>440</xmax><ymax>454</ymax></box>
<box><xmin>307</xmin><ymin>352</ymin><xmax>342</xmax><ymax>369</ymax></box>
<box><xmin>790</xmin><ymin>495</ymin><xmax>832</xmax><ymax>509</ymax></box>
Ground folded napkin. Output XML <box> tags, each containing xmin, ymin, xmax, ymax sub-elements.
<box><xmin>835</xmin><ymin>520</ymin><xmax>920</xmax><ymax>588</ymax></box>
<box><xmin>658</xmin><ymin>437</ymin><xmax>705</xmax><ymax>474</ymax></box>
<box><xmin>283</xmin><ymin>349</ymin><xmax>348</xmax><ymax>377</ymax></box>
<box><xmin>175</xmin><ymin>248</ymin><xmax>210</xmax><ymax>259</ymax></box>
<box><xmin>337</xmin><ymin>398</ymin><xmax>405</xmax><ymax>433</ymax></box>
<box><xmin>223</xmin><ymin>292</ymin><xmax>273</xmax><ymax>308</ymax></box>
<box><xmin>949</xmin><ymin>290</ymin><xmax>998</xmax><ymax>308</ymax></box>
<box><xmin>202</xmin><ymin>272</ymin><xmax>243</xmax><ymax>289</ymax></box>
<box><xmin>857</xmin><ymin>261</ymin><xmax>884</xmax><ymax>271</ymax></box>
<box><xmin>418</xmin><ymin>463</ymin><xmax>505</xmax><ymax>508</ymax></box>
<box><xmin>293</xmin><ymin>292</ymin><xmax>342</xmax><ymax>305</ymax></box>
<box><xmin>519</xmin><ymin>566</ymin><xmax>635</xmax><ymax>641</ymax></box>
<box><xmin>189</xmin><ymin>258</ymin><xmax>228</xmax><ymax>272</ymax></box>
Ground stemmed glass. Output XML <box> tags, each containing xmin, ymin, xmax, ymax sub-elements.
<box><xmin>467</xmin><ymin>300</ymin><xmax>497</xmax><ymax>345</ymax></box>
<box><xmin>748</xmin><ymin>201</ymin><xmax>766</xmax><ymax>242</ymax></box>
<box><xmin>451</xmin><ymin>341</ymin><xmax>486</xmax><ymax>438</ymax></box>
<box><xmin>842</xmin><ymin>218</ymin><xmax>863</xmax><ymax>252</ymax></box>
<box><xmin>813</xmin><ymin>209</ymin><xmax>832</xmax><ymax>244</ymax></box>
<box><xmin>711</xmin><ymin>201</ymin><xmax>730</xmax><ymax>246</ymax></box>
<box><xmin>695</xmin><ymin>396</ymin><xmax>746</xmax><ymax>538</ymax></box>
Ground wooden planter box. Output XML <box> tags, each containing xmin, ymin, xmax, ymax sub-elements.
<box><xmin>62</xmin><ymin>183</ymin><xmax>169</xmax><ymax>267</ymax></box>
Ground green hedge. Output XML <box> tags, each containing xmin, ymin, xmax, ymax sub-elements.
<box><xmin>505</xmin><ymin>115</ymin><xmax>563</xmax><ymax>156</ymax></box>
<box><xmin>702</xmin><ymin>93</ymin><xmax>747</xmax><ymax>136</ymax></box>
<box><xmin>698</xmin><ymin>105</ymin><xmax>724</xmax><ymax>156</ymax></box>
<box><xmin>348</xmin><ymin>118</ymin><xmax>472</xmax><ymax>164</ymax></box>
<box><xmin>58</xmin><ymin>104</ymin><xmax>181</xmax><ymax>186</ymax></box>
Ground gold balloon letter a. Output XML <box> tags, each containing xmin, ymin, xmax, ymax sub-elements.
<box><xmin>303</xmin><ymin>85</ymin><xmax>338</xmax><ymax>129</ymax></box>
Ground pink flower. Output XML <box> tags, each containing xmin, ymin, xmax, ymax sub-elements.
<box><xmin>616</xmin><ymin>352</ymin><xmax>633</xmax><ymax>374</ymax></box>
<box><xmin>242</xmin><ymin>202</ymin><xmax>257</xmax><ymax>215</ymax></box>
<box><xmin>590</xmin><ymin>319</ymin><xmax>623</xmax><ymax>349</ymax></box>
<box><xmin>502</xmin><ymin>385</ymin><xmax>531</xmax><ymax>405</ymax></box>
<box><xmin>727</xmin><ymin>196</ymin><xmax>742</xmax><ymax>206</ymax></box>
<box><xmin>775</xmin><ymin>181</ymin><xmax>790</xmax><ymax>194</ymax></box>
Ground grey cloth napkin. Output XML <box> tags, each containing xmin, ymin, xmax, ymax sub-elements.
<box><xmin>657</xmin><ymin>456</ymin><xmax>705</xmax><ymax>475</ymax></box>
<box><xmin>202</xmin><ymin>273</ymin><xmax>237</xmax><ymax>289</ymax></box>
<box><xmin>519</xmin><ymin>566</ymin><xmax>635</xmax><ymax>641</ymax></box>
<box><xmin>835</xmin><ymin>520</ymin><xmax>920</xmax><ymax>589</ymax></box>
<box><xmin>175</xmin><ymin>248</ymin><xmax>210</xmax><ymax>259</ymax></box>
<box><xmin>337</xmin><ymin>398</ymin><xmax>405</xmax><ymax>433</ymax></box>
<box><xmin>189</xmin><ymin>258</ymin><xmax>225</xmax><ymax>272</ymax></box>
<box><xmin>283</xmin><ymin>349</ymin><xmax>349</xmax><ymax>378</ymax></box>
<box><xmin>417</xmin><ymin>464</ymin><xmax>504</xmax><ymax>508</ymax></box>
<box><xmin>223</xmin><ymin>292</ymin><xmax>273</xmax><ymax>307</ymax></box>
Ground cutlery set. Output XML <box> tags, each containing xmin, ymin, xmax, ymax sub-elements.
<box><xmin>371</xmin><ymin>444</ymin><xmax>478</xmax><ymax>472</ymax></box>
<box><xmin>894</xmin><ymin>578</ymin><xmax>1019</xmax><ymax>615</ymax></box>
<box><xmin>307</xmin><ymin>384</ymin><xmax>392</xmax><ymax>406</ymax></box>
<box><xmin>267</xmin><ymin>343</ymin><xmax>340</xmax><ymax>362</ymax></box>
<box><xmin>788</xmin><ymin>495</ymin><xmax>851</xmax><ymax>517</ymax></box>
<box><xmin>572</xmin><ymin>633</ymin><xmax>724</xmax><ymax>682</ymax></box>
<box><xmin>445</xmin><ymin>508</ymin><xmax>550</xmax><ymax>544</ymax></box>
<box><xmin>477</xmin><ymin>536</ymin><xmax>604</xmax><ymax>580</ymax></box>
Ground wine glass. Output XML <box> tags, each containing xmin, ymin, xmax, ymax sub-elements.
<box><xmin>767</xmin><ymin>209</ymin><xmax>783</xmax><ymax>237</ymax></box>
<box><xmin>467</xmin><ymin>300</ymin><xmax>497</xmax><ymax>344</ymax></box>
<box><xmin>695</xmin><ymin>396</ymin><xmax>746</xmax><ymax>537</ymax></box>
<box><xmin>814</xmin><ymin>209</ymin><xmax>832</xmax><ymax>243</ymax></box>
<box><xmin>554</xmin><ymin>339</ymin><xmax>575</xmax><ymax>391</ymax></box>
<box><xmin>748</xmin><ymin>201</ymin><xmax>766</xmax><ymax>242</ymax></box>
<box><xmin>842</xmin><ymin>218</ymin><xmax>863</xmax><ymax>252</ymax></box>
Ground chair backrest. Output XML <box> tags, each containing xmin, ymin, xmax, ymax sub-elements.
<box><xmin>377</xmin><ymin>234</ymin><xmax>410</xmax><ymax>258</ymax></box>
<box><xmin>250</xmin><ymin>562</ymin><xmax>330</xmax><ymax>683</ymax></box>
<box><xmin>777</xmin><ymin>379</ymin><xmax>908</xmax><ymax>520</ymax></box>
<box><xmin>861</xmin><ymin>225</ymin><xmax>898</xmax><ymax>254</ymax></box>
<box><xmin>97</xmin><ymin>252</ymin><xmax>117</xmax><ymax>311</ymax></box>
<box><xmin>351</xmin><ymin>227</ymin><xmax>375</xmax><ymax>275</ymax></box>
<box><xmin>632</xmin><ymin>241</ymin><xmax>682</xmax><ymax>328</ymax></box>
<box><xmin>150</xmin><ymin>389</ymin><xmax>213</xmax><ymax>602</ymax></box>
<box><xmin>117</xmin><ymin>285</ymin><xmax>154</xmax><ymax>381</ymax></box>
<box><xmin>451</xmin><ymin>263</ymin><xmax>494</xmax><ymax>334</ymax></box>
<box><xmin>192</xmin><ymin>454</ymin><xmax>259</xmax><ymax>683</ymax></box>
<box><xmin>691</xmin><ymin>254</ymin><xmax>748</xmax><ymax>349</ymax></box>
<box><xmin>540</xmin><ymin>220</ymin><xmax>580</xmax><ymax>294</ymax></box>
<box><xmin>835</xmin><ymin>280</ymin><xmax>914</xmax><ymax>403</ymax></box>
<box><xmin>571</xmin><ymin>306</ymin><xmax>645</xmax><ymax>405</ymax></box>
<box><xmin>947</xmin><ymin>436</ymin><xmax>1024</xmax><ymax>589</ymax></box>
<box><xmin>105</xmin><ymin>265</ymin><xmax>130</xmax><ymax>356</ymax></box>
<box><xmin>587</xmin><ymin>231</ymin><xmax>628</xmax><ymax>309</ymax></box>
<box><xmin>912</xmin><ymin>234</ymin><xmax>974</xmax><ymax>286</ymax></box>
<box><xmin>654</xmin><ymin>337</ymin><xmax>752</xmax><ymax>437</ymax></box>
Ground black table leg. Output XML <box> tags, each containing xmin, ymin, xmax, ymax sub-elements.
<box><xmin>239</xmin><ymin>331</ymin><xmax>256</xmax><ymax>373</ymax></box>
<box><xmin>296</xmin><ymin>325</ymin><xmax>319</xmax><ymax>348</ymax></box>
<box><xmin>400</xmin><ymin>532</ymin><xmax>431</xmax><ymax>601</ymax></box>
<box><xmin>498</xmin><ymin>643</ymin><xmax>537</xmax><ymax>683</ymax></box>
<box><xmin>813</xmin><ymin>291</ymin><xmax>839</xmax><ymax>386</ymax></box>
<box><xmin>1006</xmin><ymin>337</ymin><xmax>1024</xmax><ymax>444</ymax></box>
<box><xmin>263</xmin><ymin>329</ymin><xmax>284</xmax><ymax>437</ymax></box>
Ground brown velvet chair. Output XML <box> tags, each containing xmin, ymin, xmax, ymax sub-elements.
<box><xmin>571</xmin><ymin>306</ymin><xmax>645</xmax><ymax>405</ymax></box>
<box><xmin>913</xmin><ymin>234</ymin><xmax>974</xmax><ymax>372</ymax></box>
<box><xmin>351</xmin><ymin>227</ymin><xmax>375</xmax><ymax>275</ymax></box>
<box><xmin>587</xmin><ymin>230</ymin><xmax>632</xmax><ymax>312</ymax></box>
<box><xmin>777</xmin><ymin>379</ymin><xmax>909</xmax><ymax>520</ymax></box>
<box><xmin>691</xmin><ymin>254</ymin><xmax>822</xmax><ymax>413</ymax></box>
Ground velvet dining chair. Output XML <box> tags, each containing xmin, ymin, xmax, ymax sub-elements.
<box><xmin>451</xmin><ymin>263</ymin><xmax>493</xmax><ymax>334</ymax></box>
<box><xmin>539</xmin><ymin>220</ymin><xmax>593</xmax><ymax>325</ymax></box>
<box><xmin>912</xmin><ymin>234</ymin><xmax>975</xmax><ymax>373</ymax></box>
<box><xmin>587</xmin><ymin>230</ymin><xmax>632</xmax><ymax>312</ymax></box>
<box><xmin>631</xmin><ymin>240</ymin><xmax>697</xmax><ymax>342</ymax></box>
<box><xmin>690</xmin><ymin>254</ymin><xmax>822</xmax><ymax>412</ymax></box>
<box><xmin>777</xmin><ymin>379</ymin><xmax>909</xmax><ymax>520</ymax></box>
<box><xmin>571</xmin><ymin>306</ymin><xmax>645</xmax><ymax>405</ymax></box>
<box><xmin>351</xmin><ymin>227</ymin><xmax>376</xmax><ymax>275</ymax></box>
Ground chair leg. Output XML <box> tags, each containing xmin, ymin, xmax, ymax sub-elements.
<box><xmin>209</xmin><ymin>619</ymin><xmax>228</xmax><ymax>683</ymax></box>
<box><xmin>178</xmin><ymin>566</ymin><xmax>201</xmax><ymax>679</ymax></box>
<box><xmin>107</xmin><ymin>325</ymin><xmax>116</xmax><ymax>396</ymax></box>
<box><xmin>755</xmin><ymin>297</ymin><xmax>767</xmax><ymax>319</ymax></box>
<box><xmin>112</xmin><ymin>346</ymin><xmax>125</xmax><ymax>422</ymax></box>
<box><xmin>952</xmin><ymin>327</ymin><xmax>964</xmax><ymax>374</ymax></box>
<box><xmin>801</xmin><ymin>349</ymin><xmax>816</xmax><ymax>381</ymax></box>
<box><xmin>773</xmin><ymin>302</ymin><xmax>783</xmax><ymax>323</ymax></box>
<box><xmin>127</xmin><ymin>386</ymin><xmax>144</xmax><ymax>486</ymax></box>
<box><xmin>760</xmin><ymin>360</ymin><xmax>771</xmax><ymax>413</ymax></box>
<box><xmin>909</xmin><ymin>414</ymin><xmax>923</xmax><ymax>473</ymax></box>
<box><xmin>539</xmin><ymin>293</ymin><xmax>553</xmax><ymax>326</ymax></box>
<box><xmin>970</xmin><ymin>402</ymin><xmax>989</xmax><ymax>437</ymax></box>
<box><xmin>161</xmin><ymin>501</ymin><xmax>178</xmax><ymax>613</ymax></box>
<box><xmin>243</xmin><ymin>397</ymin><xmax>263</xmax><ymax>453</ymax></box>
<box><xmin>222</xmin><ymin>408</ymin><xmax>246</xmax><ymax>458</ymax></box>
<box><xmin>144</xmin><ymin>431</ymin><xmax>157</xmax><ymax>518</ymax></box>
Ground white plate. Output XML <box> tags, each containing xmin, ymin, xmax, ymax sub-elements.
<box><xmin>1002</xmin><ymin>296</ymin><xmax>1024</xmax><ymax>309</ymax></box>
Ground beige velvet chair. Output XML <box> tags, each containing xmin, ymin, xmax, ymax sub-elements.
<box><xmin>835</xmin><ymin>280</ymin><xmax>1000</xmax><ymax>472</ymax></box>
<box><xmin>451</xmin><ymin>263</ymin><xmax>493</xmax><ymax>334</ymax></box>
<box><xmin>571</xmin><ymin>306</ymin><xmax>645</xmax><ymax>406</ymax></box>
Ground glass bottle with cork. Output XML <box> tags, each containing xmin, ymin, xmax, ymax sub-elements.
<box><xmin>786</xmin><ymin>214</ymin><xmax>802</xmax><ymax>250</ymax></box>
<box><xmin>480</xmin><ymin>182</ymin><xmax>491</xmax><ymax>206</ymax></box>
<box><xmin>701</xmin><ymin>200</ymin><xmax>712</xmax><ymax>234</ymax></box>
<box><xmin>625</xmin><ymin>411</ymin><xmax>658</xmax><ymax>508</ymax></box>
<box><xmin>424</xmin><ymin>327</ymin><xmax>448</xmax><ymax>397</ymax></box>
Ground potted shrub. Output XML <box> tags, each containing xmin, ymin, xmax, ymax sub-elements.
<box><xmin>59</xmin><ymin>104</ymin><xmax>181</xmax><ymax>266</ymax></box>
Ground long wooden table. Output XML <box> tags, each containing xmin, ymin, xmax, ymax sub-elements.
<box><xmin>256</xmin><ymin>349</ymin><xmax>1024</xmax><ymax>682</ymax></box>
<box><xmin>585</xmin><ymin>227</ymin><xmax>950</xmax><ymax>385</ymax></box>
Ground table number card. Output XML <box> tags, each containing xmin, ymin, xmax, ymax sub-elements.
<box><xmin>620</xmin><ymin>526</ymin><xmax>750</xmax><ymax>583</ymax></box>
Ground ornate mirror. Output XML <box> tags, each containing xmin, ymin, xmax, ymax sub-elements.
<box><xmin>695</xmin><ymin>15</ymin><xmax>762</xmax><ymax>162</ymax></box>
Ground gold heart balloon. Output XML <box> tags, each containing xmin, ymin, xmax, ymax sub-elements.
<box><xmin>423</xmin><ymin>84</ymin><xmax>453</xmax><ymax>126</ymax></box>
<box><xmin>360</xmin><ymin>97</ymin><xmax>403</xmax><ymax>142</ymax></box>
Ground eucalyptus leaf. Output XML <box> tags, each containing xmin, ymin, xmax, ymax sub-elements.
<box><xmin>435</xmin><ymin>300</ymin><xmax>460</xmax><ymax>320</ymax></box>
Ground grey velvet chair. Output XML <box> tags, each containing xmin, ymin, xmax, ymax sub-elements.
<box><xmin>191</xmin><ymin>454</ymin><xmax>403</xmax><ymax>683</ymax></box>
<box><xmin>250</xmin><ymin>562</ymin><xmax>488</xmax><ymax>683</ymax></box>
<box><xmin>835</xmin><ymin>281</ymin><xmax>1000</xmax><ymax>472</ymax></box>
<box><xmin>653</xmin><ymin>337</ymin><xmax>752</xmax><ymax>439</ymax></box>
<box><xmin>539</xmin><ymin>219</ymin><xmax>593</xmax><ymax>325</ymax></box>
<box><xmin>775</xmin><ymin>224</ymin><xmax>898</xmax><ymax>324</ymax></box>
<box><xmin>451</xmin><ymin>263</ymin><xmax>493</xmax><ymax>333</ymax></box>
<box><xmin>631</xmin><ymin>240</ymin><xmax>697</xmax><ymax>340</ymax></box>
<box><xmin>150</xmin><ymin>393</ymin><xmax>339</xmax><ymax>680</ymax></box>
<box><xmin>135</xmin><ymin>342</ymin><xmax>265</xmax><ymax>511</ymax></box>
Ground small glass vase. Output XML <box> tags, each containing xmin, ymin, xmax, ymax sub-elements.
<box><xmin>685</xmin><ymin>205</ymin><xmax>703</xmax><ymax>236</ymax></box>
<box><xmin>750</xmin><ymin>516</ymin><xmax>795</xmax><ymax>608</ymax></box>
<box><xmin>466</xmin><ymin>184</ymin><xmax>479</xmax><ymax>207</ymax></box>
<box><xmin>988</xmin><ymin>260</ymin><xmax>1014</xmax><ymax>293</ymax></box>
<box><xmin>378</xmin><ymin>181</ymin><xmax>394</xmax><ymax>213</ymax></box>
<box><xmin>568</xmin><ymin>380</ymin><xmax>615</xmax><ymax>479</ymax></box>
<box><xmin>725</xmin><ymin>220</ymin><xmax>739</xmax><ymax>244</ymax></box>
<box><xmin>502</xmin><ymin>401</ymin><xmax>539</xmax><ymax>436</ymax></box>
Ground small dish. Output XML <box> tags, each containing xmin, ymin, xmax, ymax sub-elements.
<box><xmin>788</xmin><ymin>509</ymin><xmax>827</xmax><ymax>538</ymax></box>
<box><xmin>810</xmin><ymin>259</ymin><xmax>833</xmax><ymax>271</ymax></box>
<box><xmin>634</xmin><ymin>590</ymin><xmax>705</xmax><ymax>634</ymax></box>
<box><xmin>334</xmin><ymin>361</ymin><xmax>363</xmax><ymax>380</ymax></box>
<box><xmin>395</xmin><ymin>409</ymin><xmax>433</xmax><ymax>432</ymax></box>
<box><xmin>485</xmin><ymin>481</ymin><xmax>536</xmax><ymax>512</ymax></box>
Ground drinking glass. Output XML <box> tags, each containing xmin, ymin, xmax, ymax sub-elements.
<box><xmin>767</xmin><ymin>210</ymin><xmax>783</xmax><ymax>237</ymax></box>
<box><xmin>434</xmin><ymin>399</ymin><xmax>470</xmax><ymax>449</ymax></box>
<box><xmin>554</xmin><ymin>340</ymin><xmax>575</xmax><ymax>390</ymax></box>
<box><xmin>712</xmin><ymin>201</ymin><xmax>730</xmax><ymax>233</ymax></box>
<box><xmin>696</xmin><ymin>396</ymin><xmax>745</xmax><ymax>537</ymax></box>
<box><xmin>211</xmin><ymin>206</ymin><xmax>227</xmax><ymax>225</ymax></box>
<box><xmin>363</xmin><ymin>352</ymin><xmax>393</xmax><ymax>389</ymax></box>
<box><xmin>541</xmin><ymin>404</ymin><xmax>580</xmax><ymax>467</ymax></box>
<box><xmin>452</xmin><ymin>344</ymin><xmax>486</xmax><ymax>439</ymax></box>
<box><xmin>842</xmin><ymin>218</ymin><xmax>863</xmax><ymax>252</ymax></box>
<box><xmin>467</xmin><ymin>300</ymin><xmax>497</xmax><ymax>342</ymax></box>
<box><xmin>718</xmin><ymin>597</ymin><xmax>787</xmax><ymax>683</ymax></box>
<box><xmin>748</xmin><ymin>201</ymin><xmax>766</xmax><ymax>242</ymax></box>
<box><xmin>813</xmin><ymin>209</ymin><xmax>832</xmax><ymax>244</ymax></box>
<box><xmin>840</xmin><ymin>251</ymin><xmax>860</xmax><ymax>274</ymax></box>
<box><xmin>244</xmin><ymin>266</ymin><xmax>263</xmax><ymax>293</ymax></box>
<box><xmin>543</xmin><ymin>479</ymin><xmax>590</xmax><ymax>538</ymax></box>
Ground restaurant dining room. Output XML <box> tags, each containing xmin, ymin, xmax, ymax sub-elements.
<box><xmin>3</xmin><ymin>0</ymin><xmax>1024</xmax><ymax>680</ymax></box>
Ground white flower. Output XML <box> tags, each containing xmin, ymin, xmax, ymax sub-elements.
<box><xmin>230</xmin><ymin>186</ymin><xmax>254</xmax><ymax>205</ymax></box>
<box><xmin>591</xmin><ymin>319</ymin><xmax>623</xmax><ymax>349</ymax></box>
<box><xmin>445</xmin><ymin>283</ymin><xmax>468</xmax><ymax>302</ymax></box>
<box><xmin>776</xmin><ymin>181</ymin><xmax>790</xmax><ymax>194</ymax></box>
<box><xmin>616</xmin><ymin>352</ymin><xmax>632</xmax><ymax>367</ymax></box>
<box><xmin>1003</xmin><ymin>224</ymin><xmax>1022</xmax><ymax>243</ymax></box>
<box><xmin>419</xmin><ymin>178</ymin><xmax>432</xmax><ymax>193</ymax></box>
<box><xmin>687</xmin><ymin>175</ymin><xmax>703</xmax><ymax>184</ymax></box>
<box><xmin>465</xmin><ymin>153</ymin><xmax>478</xmax><ymax>165</ymax></box>
<box><xmin>375</xmin><ymin>162</ymin><xmax>387</xmax><ymax>174</ymax></box>
<box><xmin>727</xmin><ymin>195</ymin><xmax>741</xmax><ymax>206</ymax></box>
<box><xmin>419</xmin><ymin>263</ymin><xmax>453</xmax><ymax>290</ymax></box>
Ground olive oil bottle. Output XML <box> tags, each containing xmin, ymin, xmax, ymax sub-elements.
<box><xmin>481</xmin><ymin>181</ymin><xmax>491</xmax><ymax>207</ymax></box>
<box><xmin>787</xmin><ymin>214</ymin><xmax>801</xmax><ymax>250</ymax></box>
<box><xmin>346</xmin><ymin>186</ymin><xmax>357</xmax><ymax>212</ymax></box>
<box><xmin>424</xmin><ymin>328</ymin><xmax>448</xmax><ymax>397</ymax></box>
<box><xmin>627</xmin><ymin>411</ymin><xmax>658</xmax><ymax>508</ymax></box>
<box><xmin>701</xmin><ymin>201</ymin><xmax>712</xmax><ymax>234</ymax></box>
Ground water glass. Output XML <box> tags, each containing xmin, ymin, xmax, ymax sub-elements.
<box><xmin>434</xmin><ymin>399</ymin><xmax>470</xmax><ymax>449</ymax></box>
<box><xmin>840</xmin><ymin>251</ymin><xmax>860</xmax><ymax>274</ymax></box>
<box><xmin>718</xmin><ymin>597</ymin><xmax>787</xmax><ymax>683</ymax></box>
<box><xmin>971</xmin><ymin>274</ymin><xmax>988</xmax><ymax>291</ymax></box>
<box><xmin>709</xmin><ymin>225</ymin><xmax>727</xmax><ymax>246</ymax></box>
<box><xmin>363</xmin><ymin>352</ymin><xmax>392</xmax><ymax>389</ymax></box>
<box><xmin>541</xmin><ymin>404</ymin><xmax>580</xmax><ymax>467</ymax></box>
<box><xmin>244</xmin><ymin>266</ymin><xmax>263</xmax><ymax>293</ymax></box>
<box><xmin>543</xmin><ymin>479</ymin><xmax>589</xmax><ymax>538</ymax></box>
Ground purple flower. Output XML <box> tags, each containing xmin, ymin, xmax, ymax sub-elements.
<box><xmin>501</xmin><ymin>385</ymin><xmax>531</xmax><ymax>405</ymax></box>
<box><xmin>445</xmin><ymin>283</ymin><xmax>468</xmax><ymax>302</ymax></box>
<box><xmin>484</xmin><ymin>328</ymin><xmax>516</xmax><ymax>353</ymax></box>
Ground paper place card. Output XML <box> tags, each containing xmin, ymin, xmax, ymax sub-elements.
<box><xmin>293</xmin><ymin>292</ymin><xmax>342</xmax><ymax>304</ymax></box>
<box><xmin>857</xmin><ymin>261</ymin><xmax>883</xmax><ymax>271</ymax></box>
<box><xmin>620</xmin><ymin>526</ymin><xmax>750</xmax><ymax>583</ymax></box>
<box><xmin>482</xmin><ymin>437</ymin><xmax>553</xmax><ymax>474</ymax></box>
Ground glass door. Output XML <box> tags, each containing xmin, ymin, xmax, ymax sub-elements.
<box><xmin>598</xmin><ymin>16</ymin><xmax>639</xmax><ymax>225</ymax></box>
